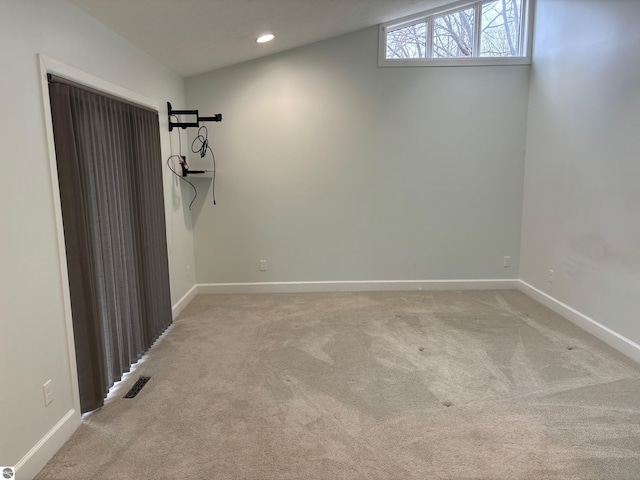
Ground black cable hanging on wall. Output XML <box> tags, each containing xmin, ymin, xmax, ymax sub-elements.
<box><xmin>166</xmin><ymin>102</ymin><xmax>222</xmax><ymax>207</ymax></box>
<box><xmin>166</xmin><ymin>118</ymin><xmax>197</xmax><ymax>210</ymax></box>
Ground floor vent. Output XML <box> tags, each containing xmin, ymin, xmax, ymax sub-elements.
<box><xmin>123</xmin><ymin>376</ymin><xmax>151</xmax><ymax>399</ymax></box>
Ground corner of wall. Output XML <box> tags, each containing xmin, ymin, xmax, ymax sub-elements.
<box><xmin>517</xmin><ymin>280</ymin><xmax>640</xmax><ymax>363</ymax></box>
<box><xmin>16</xmin><ymin>410</ymin><xmax>81</xmax><ymax>480</ymax></box>
<box><xmin>172</xmin><ymin>284</ymin><xmax>199</xmax><ymax>319</ymax></box>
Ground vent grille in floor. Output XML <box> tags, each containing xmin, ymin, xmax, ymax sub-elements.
<box><xmin>123</xmin><ymin>376</ymin><xmax>151</xmax><ymax>399</ymax></box>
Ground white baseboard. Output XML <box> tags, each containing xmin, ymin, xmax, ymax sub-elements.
<box><xmin>16</xmin><ymin>279</ymin><xmax>638</xmax><ymax>480</ymax></box>
<box><xmin>15</xmin><ymin>409</ymin><xmax>80</xmax><ymax>480</ymax></box>
<box><xmin>517</xmin><ymin>280</ymin><xmax>640</xmax><ymax>363</ymax></box>
<box><xmin>172</xmin><ymin>284</ymin><xmax>198</xmax><ymax>319</ymax></box>
<box><xmin>198</xmin><ymin>279</ymin><xmax>519</xmax><ymax>295</ymax></box>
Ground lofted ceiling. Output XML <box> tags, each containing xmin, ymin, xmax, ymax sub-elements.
<box><xmin>68</xmin><ymin>0</ymin><xmax>450</xmax><ymax>78</ymax></box>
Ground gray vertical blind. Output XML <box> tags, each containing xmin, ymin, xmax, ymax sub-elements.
<box><xmin>49</xmin><ymin>81</ymin><xmax>172</xmax><ymax>413</ymax></box>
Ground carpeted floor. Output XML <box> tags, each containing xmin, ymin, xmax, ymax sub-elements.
<box><xmin>36</xmin><ymin>290</ymin><xmax>640</xmax><ymax>479</ymax></box>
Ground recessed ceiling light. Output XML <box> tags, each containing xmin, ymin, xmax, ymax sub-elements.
<box><xmin>257</xmin><ymin>34</ymin><xmax>275</xmax><ymax>44</ymax></box>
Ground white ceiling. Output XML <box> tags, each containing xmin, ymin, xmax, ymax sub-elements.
<box><xmin>68</xmin><ymin>0</ymin><xmax>449</xmax><ymax>78</ymax></box>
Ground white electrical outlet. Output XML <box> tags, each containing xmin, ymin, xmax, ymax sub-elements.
<box><xmin>503</xmin><ymin>256</ymin><xmax>511</xmax><ymax>268</ymax></box>
<box><xmin>43</xmin><ymin>380</ymin><xmax>53</xmax><ymax>406</ymax></box>
<box><xmin>548</xmin><ymin>269</ymin><xmax>554</xmax><ymax>283</ymax></box>
<box><xmin>260</xmin><ymin>260</ymin><xmax>267</xmax><ymax>272</ymax></box>
<box><xmin>187</xmin><ymin>265</ymin><xmax>191</xmax><ymax>279</ymax></box>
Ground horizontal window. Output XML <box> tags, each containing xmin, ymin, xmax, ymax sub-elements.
<box><xmin>379</xmin><ymin>0</ymin><xmax>532</xmax><ymax>67</ymax></box>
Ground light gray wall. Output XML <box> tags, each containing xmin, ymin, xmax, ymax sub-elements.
<box><xmin>186</xmin><ymin>27</ymin><xmax>530</xmax><ymax>285</ymax></box>
<box><xmin>0</xmin><ymin>0</ymin><xmax>194</xmax><ymax>470</ymax></box>
<box><xmin>521</xmin><ymin>0</ymin><xmax>640</xmax><ymax>343</ymax></box>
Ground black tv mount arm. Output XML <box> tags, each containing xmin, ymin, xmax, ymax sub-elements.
<box><xmin>167</xmin><ymin>102</ymin><xmax>222</xmax><ymax>132</ymax></box>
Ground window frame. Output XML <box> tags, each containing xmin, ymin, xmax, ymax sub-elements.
<box><xmin>379</xmin><ymin>0</ymin><xmax>534</xmax><ymax>67</ymax></box>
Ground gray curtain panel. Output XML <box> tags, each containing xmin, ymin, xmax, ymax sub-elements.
<box><xmin>49</xmin><ymin>81</ymin><xmax>172</xmax><ymax>413</ymax></box>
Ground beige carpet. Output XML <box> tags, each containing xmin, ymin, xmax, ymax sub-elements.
<box><xmin>36</xmin><ymin>290</ymin><xmax>640</xmax><ymax>479</ymax></box>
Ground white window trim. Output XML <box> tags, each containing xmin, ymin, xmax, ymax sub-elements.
<box><xmin>379</xmin><ymin>0</ymin><xmax>534</xmax><ymax>67</ymax></box>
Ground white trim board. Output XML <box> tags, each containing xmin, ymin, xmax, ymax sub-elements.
<box><xmin>172</xmin><ymin>284</ymin><xmax>198</xmax><ymax>319</ymax></box>
<box><xmin>15</xmin><ymin>409</ymin><xmax>80</xmax><ymax>480</ymax></box>
<box><xmin>40</xmin><ymin>55</ymin><xmax>159</xmax><ymax>110</ymax></box>
<box><xmin>198</xmin><ymin>279</ymin><xmax>640</xmax><ymax>364</ymax></box>
<box><xmin>198</xmin><ymin>279</ymin><xmax>518</xmax><ymax>295</ymax></box>
<box><xmin>39</xmin><ymin>55</ymin><xmax>87</xmax><ymax>416</ymax></box>
<box><xmin>35</xmin><ymin>55</ymin><xmax>165</xmax><ymax>480</ymax></box>
<box><xmin>517</xmin><ymin>280</ymin><xmax>640</xmax><ymax>364</ymax></box>
<box><xmin>20</xmin><ymin>279</ymin><xmax>639</xmax><ymax>479</ymax></box>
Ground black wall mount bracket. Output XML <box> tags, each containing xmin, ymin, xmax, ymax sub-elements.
<box><xmin>179</xmin><ymin>156</ymin><xmax>209</xmax><ymax>177</ymax></box>
<box><xmin>167</xmin><ymin>102</ymin><xmax>222</xmax><ymax>132</ymax></box>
